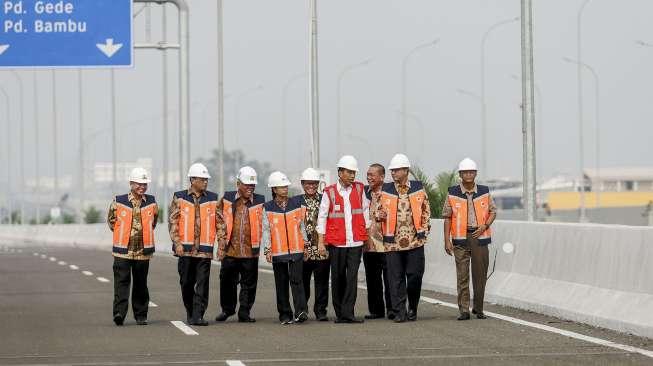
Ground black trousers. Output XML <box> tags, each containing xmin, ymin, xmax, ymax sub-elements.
<box><xmin>385</xmin><ymin>246</ymin><xmax>425</xmax><ymax>318</ymax></box>
<box><xmin>177</xmin><ymin>256</ymin><xmax>211</xmax><ymax>321</ymax></box>
<box><xmin>272</xmin><ymin>260</ymin><xmax>307</xmax><ymax>321</ymax></box>
<box><xmin>302</xmin><ymin>259</ymin><xmax>330</xmax><ymax>317</ymax></box>
<box><xmin>363</xmin><ymin>252</ymin><xmax>392</xmax><ymax>316</ymax></box>
<box><xmin>113</xmin><ymin>257</ymin><xmax>150</xmax><ymax>321</ymax></box>
<box><xmin>328</xmin><ymin>245</ymin><xmax>362</xmax><ymax>320</ymax></box>
<box><xmin>219</xmin><ymin>256</ymin><xmax>258</xmax><ymax>319</ymax></box>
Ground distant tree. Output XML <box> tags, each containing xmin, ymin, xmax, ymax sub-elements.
<box><xmin>410</xmin><ymin>167</ymin><xmax>457</xmax><ymax>218</ymax></box>
<box><xmin>62</xmin><ymin>213</ymin><xmax>76</xmax><ymax>224</ymax></box>
<box><xmin>84</xmin><ymin>206</ymin><xmax>103</xmax><ymax>224</ymax></box>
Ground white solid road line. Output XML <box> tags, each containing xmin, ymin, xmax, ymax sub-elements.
<box><xmin>69</xmin><ymin>265</ymin><xmax>79</xmax><ymax>270</ymax></box>
<box><xmin>225</xmin><ymin>360</ymin><xmax>246</xmax><ymax>366</ymax></box>
<box><xmin>97</xmin><ymin>277</ymin><xmax>110</xmax><ymax>283</ymax></box>
<box><xmin>417</xmin><ymin>296</ymin><xmax>653</xmax><ymax>359</ymax></box>
<box><xmin>171</xmin><ymin>321</ymin><xmax>199</xmax><ymax>336</ymax></box>
<box><xmin>82</xmin><ymin>271</ymin><xmax>93</xmax><ymax>276</ymax></box>
<box><xmin>148</xmin><ymin>301</ymin><xmax>158</xmax><ymax>307</ymax></box>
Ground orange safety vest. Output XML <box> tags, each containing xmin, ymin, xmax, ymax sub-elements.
<box><xmin>263</xmin><ymin>196</ymin><xmax>305</xmax><ymax>263</ymax></box>
<box><xmin>379</xmin><ymin>181</ymin><xmax>428</xmax><ymax>243</ymax></box>
<box><xmin>174</xmin><ymin>190</ymin><xmax>219</xmax><ymax>254</ymax></box>
<box><xmin>324</xmin><ymin>181</ymin><xmax>369</xmax><ymax>246</ymax></box>
<box><xmin>447</xmin><ymin>185</ymin><xmax>492</xmax><ymax>246</ymax></box>
<box><xmin>112</xmin><ymin>194</ymin><xmax>157</xmax><ymax>255</ymax></box>
<box><xmin>221</xmin><ymin>191</ymin><xmax>265</xmax><ymax>254</ymax></box>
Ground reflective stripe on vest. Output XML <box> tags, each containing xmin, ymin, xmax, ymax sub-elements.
<box><xmin>324</xmin><ymin>182</ymin><xmax>368</xmax><ymax>245</ymax></box>
<box><xmin>112</xmin><ymin>194</ymin><xmax>156</xmax><ymax>255</ymax></box>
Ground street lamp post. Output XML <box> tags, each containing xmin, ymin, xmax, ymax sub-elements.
<box><xmin>575</xmin><ymin>0</ymin><xmax>594</xmax><ymax>222</ymax></box>
<box><xmin>563</xmin><ymin>57</ymin><xmax>600</xmax><ymax>210</ymax></box>
<box><xmin>216</xmin><ymin>0</ymin><xmax>225</xmax><ymax>195</ymax></box>
<box><xmin>521</xmin><ymin>0</ymin><xmax>537</xmax><ymax>221</ymax></box>
<box><xmin>337</xmin><ymin>59</ymin><xmax>371</xmax><ymax>158</ymax></box>
<box><xmin>309</xmin><ymin>0</ymin><xmax>320</xmax><ymax>168</ymax></box>
<box><xmin>0</xmin><ymin>87</ymin><xmax>11</xmax><ymax>224</ymax></box>
<box><xmin>8</xmin><ymin>71</ymin><xmax>25</xmax><ymax>224</ymax></box>
<box><xmin>401</xmin><ymin>39</ymin><xmax>439</xmax><ymax>152</ymax></box>
<box><xmin>481</xmin><ymin>17</ymin><xmax>519</xmax><ymax>178</ymax></box>
<box><xmin>33</xmin><ymin>71</ymin><xmax>41</xmax><ymax>224</ymax></box>
<box><xmin>77</xmin><ymin>69</ymin><xmax>85</xmax><ymax>223</ymax></box>
<box><xmin>51</xmin><ymin>70</ymin><xmax>59</xmax><ymax>218</ymax></box>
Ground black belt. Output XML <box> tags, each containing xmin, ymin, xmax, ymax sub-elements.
<box><xmin>466</xmin><ymin>227</ymin><xmax>478</xmax><ymax>233</ymax></box>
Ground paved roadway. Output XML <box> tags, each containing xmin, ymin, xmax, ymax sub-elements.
<box><xmin>0</xmin><ymin>244</ymin><xmax>651</xmax><ymax>366</ymax></box>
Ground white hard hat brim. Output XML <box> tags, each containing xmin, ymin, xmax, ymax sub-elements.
<box><xmin>130</xmin><ymin>178</ymin><xmax>151</xmax><ymax>184</ymax></box>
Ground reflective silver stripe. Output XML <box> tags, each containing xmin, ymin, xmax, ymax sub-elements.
<box><xmin>351</xmin><ymin>208</ymin><xmax>364</xmax><ymax>215</ymax></box>
<box><xmin>328</xmin><ymin>213</ymin><xmax>345</xmax><ymax>218</ymax></box>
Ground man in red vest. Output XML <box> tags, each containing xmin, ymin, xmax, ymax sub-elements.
<box><xmin>316</xmin><ymin>155</ymin><xmax>371</xmax><ymax>323</ymax></box>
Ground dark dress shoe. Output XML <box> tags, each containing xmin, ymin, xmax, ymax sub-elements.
<box><xmin>407</xmin><ymin>310</ymin><xmax>417</xmax><ymax>321</ymax></box>
<box><xmin>215</xmin><ymin>312</ymin><xmax>233</xmax><ymax>322</ymax></box>
<box><xmin>238</xmin><ymin>316</ymin><xmax>256</xmax><ymax>323</ymax></box>
<box><xmin>364</xmin><ymin>314</ymin><xmax>384</xmax><ymax>320</ymax></box>
<box><xmin>393</xmin><ymin>316</ymin><xmax>407</xmax><ymax>323</ymax></box>
<box><xmin>387</xmin><ymin>312</ymin><xmax>396</xmax><ymax>320</ymax></box>
<box><xmin>189</xmin><ymin>318</ymin><xmax>209</xmax><ymax>326</ymax></box>
<box><xmin>113</xmin><ymin>314</ymin><xmax>124</xmax><ymax>326</ymax></box>
<box><xmin>316</xmin><ymin>314</ymin><xmax>329</xmax><ymax>322</ymax></box>
<box><xmin>294</xmin><ymin>312</ymin><xmax>308</xmax><ymax>323</ymax></box>
<box><xmin>457</xmin><ymin>312</ymin><xmax>471</xmax><ymax>321</ymax></box>
<box><xmin>335</xmin><ymin>317</ymin><xmax>364</xmax><ymax>324</ymax></box>
<box><xmin>476</xmin><ymin>312</ymin><xmax>487</xmax><ymax>319</ymax></box>
<box><xmin>135</xmin><ymin>319</ymin><xmax>148</xmax><ymax>326</ymax></box>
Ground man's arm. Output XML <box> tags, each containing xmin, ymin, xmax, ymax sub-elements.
<box><xmin>107</xmin><ymin>200</ymin><xmax>117</xmax><ymax>232</ymax></box>
<box><xmin>316</xmin><ymin>193</ymin><xmax>330</xmax><ymax>255</ymax></box>
<box><xmin>443</xmin><ymin>218</ymin><xmax>453</xmax><ymax>256</ymax></box>
<box><xmin>168</xmin><ymin>195</ymin><xmax>184</xmax><ymax>256</ymax></box>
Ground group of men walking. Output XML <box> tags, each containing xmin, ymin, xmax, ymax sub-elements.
<box><xmin>107</xmin><ymin>154</ymin><xmax>496</xmax><ymax>326</ymax></box>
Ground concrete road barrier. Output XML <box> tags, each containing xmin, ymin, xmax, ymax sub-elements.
<box><xmin>1</xmin><ymin>220</ymin><xmax>651</xmax><ymax>338</ymax></box>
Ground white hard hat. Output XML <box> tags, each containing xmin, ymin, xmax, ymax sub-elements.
<box><xmin>129</xmin><ymin>167</ymin><xmax>151</xmax><ymax>184</ymax></box>
<box><xmin>268</xmin><ymin>171</ymin><xmax>291</xmax><ymax>188</ymax></box>
<box><xmin>388</xmin><ymin>153</ymin><xmax>411</xmax><ymax>170</ymax></box>
<box><xmin>237</xmin><ymin>166</ymin><xmax>258</xmax><ymax>185</ymax></box>
<box><xmin>187</xmin><ymin>163</ymin><xmax>211</xmax><ymax>178</ymax></box>
<box><xmin>458</xmin><ymin>158</ymin><xmax>478</xmax><ymax>172</ymax></box>
<box><xmin>300</xmin><ymin>168</ymin><xmax>322</xmax><ymax>182</ymax></box>
<box><xmin>336</xmin><ymin>155</ymin><xmax>359</xmax><ymax>172</ymax></box>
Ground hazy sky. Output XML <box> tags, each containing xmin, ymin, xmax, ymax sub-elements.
<box><xmin>2</xmin><ymin>0</ymin><xmax>652</xmax><ymax>190</ymax></box>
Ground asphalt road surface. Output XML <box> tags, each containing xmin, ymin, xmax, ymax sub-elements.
<box><xmin>0</xmin><ymin>244</ymin><xmax>651</xmax><ymax>366</ymax></box>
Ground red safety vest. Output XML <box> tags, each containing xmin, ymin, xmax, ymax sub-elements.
<box><xmin>324</xmin><ymin>181</ymin><xmax>368</xmax><ymax>246</ymax></box>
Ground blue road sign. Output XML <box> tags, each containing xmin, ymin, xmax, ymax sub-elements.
<box><xmin>0</xmin><ymin>0</ymin><xmax>132</xmax><ymax>68</ymax></box>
